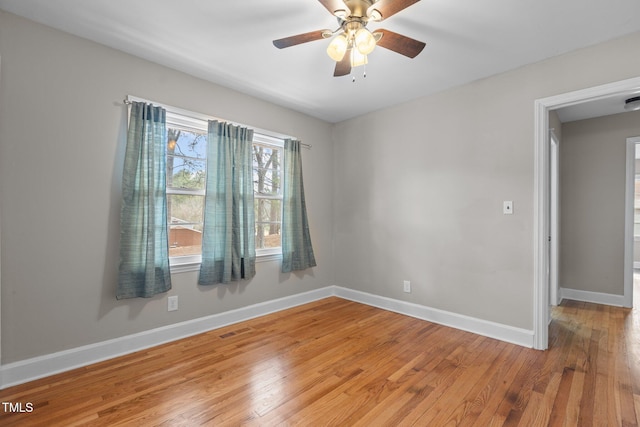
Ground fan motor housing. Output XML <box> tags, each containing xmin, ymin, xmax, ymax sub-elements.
<box><xmin>342</xmin><ymin>0</ymin><xmax>376</xmax><ymax>19</ymax></box>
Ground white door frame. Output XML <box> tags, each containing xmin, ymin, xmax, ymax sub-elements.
<box><xmin>624</xmin><ymin>137</ymin><xmax>640</xmax><ymax>308</ymax></box>
<box><xmin>549</xmin><ymin>131</ymin><xmax>560</xmax><ymax>307</ymax></box>
<box><xmin>0</xmin><ymin>54</ymin><xmax>2</xmax><ymax>374</ymax></box>
<box><xmin>533</xmin><ymin>76</ymin><xmax>640</xmax><ymax>350</ymax></box>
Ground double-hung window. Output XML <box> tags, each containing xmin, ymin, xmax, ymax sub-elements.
<box><xmin>165</xmin><ymin>112</ymin><xmax>207</xmax><ymax>265</ymax></box>
<box><xmin>164</xmin><ymin>109</ymin><xmax>284</xmax><ymax>268</ymax></box>
<box><xmin>253</xmin><ymin>135</ymin><xmax>284</xmax><ymax>257</ymax></box>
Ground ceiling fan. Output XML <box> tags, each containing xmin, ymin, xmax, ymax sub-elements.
<box><xmin>273</xmin><ymin>0</ymin><xmax>426</xmax><ymax>78</ymax></box>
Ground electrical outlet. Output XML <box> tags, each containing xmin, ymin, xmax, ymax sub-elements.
<box><xmin>168</xmin><ymin>295</ymin><xmax>178</xmax><ymax>312</ymax></box>
<box><xmin>403</xmin><ymin>280</ymin><xmax>411</xmax><ymax>293</ymax></box>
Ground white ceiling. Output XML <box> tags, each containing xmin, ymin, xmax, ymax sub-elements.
<box><xmin>555</xmin><ymin>91</ymin><xmax>640</xmax><ymax>123</ymax></box>
<box><xmin>2</xmin><ymin>0</ymin><xmax>640</xmax><ymax>123</ymax></box>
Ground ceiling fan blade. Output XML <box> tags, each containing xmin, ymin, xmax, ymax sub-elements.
<box><xmin>334</xmin><ymin>49</ymin><xmax>352</xmax><ymax>76</ymax></box>
<box><xmin>318</xmin><ymin>0</ymin><xmax>350</xmax><ymax>17</ymax></box>
<box><xmin>374</xmin><ymin>29</ymin><xmax>425</xmax><ymax>58</ymax></box>
<box><xmin>273</xmin><ymin>30</ymin><xmax>329</xmax><ymax>49</ymax></box>
<box><xmin>368</xmin><ymin>0</ymin><xmax>420</xmax><ymax>21</ymax></box>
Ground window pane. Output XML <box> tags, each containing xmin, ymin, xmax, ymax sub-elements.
<box><xmin>255</xmin><ymin>198</ymin><xmax>282</xmax><ymax>223</ymax></box>
<box><xmin>169</xmin><ymin>129</ymin><xmax>207</xmax><ymax>160</ymax></box>
<box><xmin>253</xmin><ymin>145</ymin><xmax>280</xmax><ymax>168</ymax></box>
<box><xmin>169</xmin><ymin>224</ymin><xmax>202</xmax><ymax>257</ymax></box>
<box><xmin>167</xmin><ymin>156</ymin><xmax>206</xmax><ymax>190</ymax></box>
<box><xmin>168</xmin><ymin>194</ymin><xmax>203</xmax><ymax>256</ymax></box>
<box><xmin>256</xmin><ymin>225</ymin><xmax>282</xmax><ymax>248</ymax></box>
<box><xmin>255</xmin><ymin>198</ymin><xmax>281</xmax><ymax>249</ymax></box>
<box><xmin>253</xmin><ymin>168</ymin><xmax>281</xmax><ymax>195</ymax></box>
<box><xmin>167</xmin><ymin>129</ymin><xmax>207</xmax><ymax>190</ymax></box>
<box><xmin>253</xmin><ymin>145</ymin><xmax>281</xmax><ymax>196</ymax></box>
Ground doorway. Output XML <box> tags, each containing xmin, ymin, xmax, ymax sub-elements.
<box><xmin>625</xmin><ymin>137</ymin><xmax>640</xmax><ymax>307</ymax></box>
<box><xmin>533</xmin><ymin>76</ymin><xmax>640</xmax><ymax>350</ymax></box>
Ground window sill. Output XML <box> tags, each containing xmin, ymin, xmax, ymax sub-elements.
<box><xmin>256</xmin><ymin>252</ymin><xmax>283</xmax><ymax>263</ymax></box>
<box><xmin>169</xmin><ymin>252</ymin><xmax>282</xmax><ymax>275</ymax></box>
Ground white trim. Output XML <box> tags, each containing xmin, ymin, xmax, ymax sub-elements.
<box><xmin>533</xmin><ymin>98</ymin><xmax>550</xmax><ymax>350</ymax></box>
<box><xmin>0</xmin><ymin>287</ymin><xmax>333</xmax><ymax>389</ymax></box>
<box><xmin>549</xmin><ymin>132</ymin><xmax>560</xmax><ymax>307</ymax></box>
<box><xmin>126</xmin><ymin>95</ymin><xmax>294</xmax><ymax>141</ymax></box>
<box><xmin>624</xmin><ymin>137</ymin><xmax>640</xmax><ymax>308</ymax></box>
<box><xmin>0</xmin><ymin>54</ymin><xmax>3</xmax><ymax>370</ymax></box>
<box><xmin>334</xmin><ymin>287</ymin><xmax>534</xmax><ymax>348</ymax></box>
<box><xmin>169</xmin><ymin>260</ymin><xmax>201</xmax><ymax>274</ymax></box>
<box><xmin>559</xmin><ymin>287</ymin><xmax>626</xmax><ymax>307</ymax></box>
<box><xmin>170</xmin><ymin>252</ymin><xmax>282</xmax><ymax>274</ymax></box>
<box><xmin>255</xmin><ymin>252</ymin><xmax>283</xmax><ymax>263</ymax></box>
<box><xmin>533</xmin><ymin>76</ymin><xmax>640</xmax><ymax>350</ymax></box>
<box><xmin>0</xmin><ymin>286</ymin><xmax>536</xmax><ymax>389</ymax></box>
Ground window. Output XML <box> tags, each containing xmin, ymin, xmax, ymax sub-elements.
<box><xmin>166</xmin><ymin>112</ymin><xmax>207</xmax><ymax>264</ymax></box>
<box><xmin>253</xmin><ymin>136</ymin><xmax>284</xmax><ymax>256</ymax></box>
<box><xmin>164</xmin><ymin>110</ymin><xmax>285</xmax><ymax>266</ymax></box>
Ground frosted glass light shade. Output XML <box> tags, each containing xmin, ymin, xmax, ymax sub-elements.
<box><xmin>327</xmin><ymin>34</ymin><xmax>348</xmax><ymax>61</ymax></box>
<box><xmin>355</xmin><ymin>29</ymin><xmax>376</xmax><ymax>55</ymax></box>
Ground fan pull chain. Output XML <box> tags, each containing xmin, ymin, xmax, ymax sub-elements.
<box><xmin>352</xmin><ymin>67</ymin><xmax>367</xmax><ymax>82</ymax></box>
<box><xmin>351</xmin><ymin>69</ymin><xmax>368</xmax><ymax>83</ymax></box>
<box><xmin>351</xmin><ymin>48</ymin><xmax>356</xmax><ymax>83</ymax></box>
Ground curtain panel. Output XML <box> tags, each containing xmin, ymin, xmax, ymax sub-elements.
<box><xmin>117</xmin><ymin>102</ymin><xmax>172</xmax><ymax>299</ymax></box>
<box><xmin>199</xmin><ymin>120</ymin><xmax>256</xmax><ymax>285</ymax></box>
<box><xmin>282</xmin><ymin>139</ymin><xmax>316</xmax><ymax>273</ymax></box>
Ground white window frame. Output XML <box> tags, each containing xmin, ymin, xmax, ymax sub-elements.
<box><xmin>128</xmin><ymin>98</ymin><xmax>289</xmax><ymax>271</ymax></box>
<box><xmin>253</xmin><ymin>134</ymin><xmax>285</xmax><ymax>259</ymax></box>
<box><xmin>166</xmin><ymin>111</ymin><xmax>208</xmax><ymax>270</ymax></box>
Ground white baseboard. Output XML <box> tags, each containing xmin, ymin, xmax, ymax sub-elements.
<box><xmin>1</xmin><ymin>286</ymin><xmax>535</xmax><ymax>389</ymax></box>
<box><xmin>0</xmin><ymin>287</ymin><xmax>333</xmax><ymax>389</ymax></box>
<box><xmin>333</xmin><ymin>287</ymin><xmax>534</xmax><ymax>348</ymax></box>
<box><xmin>559</xmin><ymin>287</ymin><xmax>626</xmax><ymax>307</ymax></box>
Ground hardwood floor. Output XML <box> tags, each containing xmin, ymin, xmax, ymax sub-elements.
<box><xmin>0</xmin><ymin>294</ymin><xmax>638</xmax><ymax>426</ymax></box>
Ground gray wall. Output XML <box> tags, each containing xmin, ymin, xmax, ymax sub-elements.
<box><xmin>332</xmin><ymin>31</ymin><xmax>640</xmax><ymax>330</ymax></box>
<box><xmin>3</xmin><ymin>9</ymin><xmax>640</xmax><ymax>365</ymax></box>
<box><xmin>0</xmin><ymin>12</ymin><xmax>335</xmax><ymax>363</ymax></box>
<box><xmin>560</xmin><ymin>111</ymin><xmax>640</xmax><ymax>295</ymax></box>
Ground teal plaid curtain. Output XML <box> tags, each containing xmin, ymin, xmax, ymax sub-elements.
<box><xmin>118</xmin><ymin>102</ymin><xmax>172</xmax><ymax>299</ymax></box>
<box><xmin>282</xmin><ymin>139</ymin><xmax>316</xmax><ymax>273</ymax></box>
<box><xmin>199</xmin><ymin>120</ymin><xmax>256</xmax><ymax>285</ymax></box>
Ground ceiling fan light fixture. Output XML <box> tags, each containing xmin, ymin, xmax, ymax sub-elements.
<box><xmin>355</xmin><ymin>28</ymin><xmax>376</xmax><ymax>55</ymax></box>
<box><xmin>326</xmin><ymin>33</ymin><xmax>349</xmax><ymax>61</ymax></box>
<box><xmin>624</xmin><ymin>96</ymin><xmax>640</xmax><ymax>111</ymax></box>
<box><xmin>272</xmin><ymin>0</ymin><xmax>425</xmax><ymax>78</ymax></box>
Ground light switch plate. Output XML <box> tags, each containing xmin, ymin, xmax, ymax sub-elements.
<box><xmin>503</xmin><ymin>201</ymin><xmax>513</xmax><ymax>215</ymax></box>
<box><xmin>403</xmin><ymin>280</ymin><xmax>411</xmax><ymax>293</ymax></box>
<box><xmin>168</xmin><ymin>295</ymin><xmax>178</xmax><ymax>311</ymax></box>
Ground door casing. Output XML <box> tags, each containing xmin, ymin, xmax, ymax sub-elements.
<box><xmin>533</xmin><ymin>76</ymin><xmax>640</xmax><ymax>350</ymax></box>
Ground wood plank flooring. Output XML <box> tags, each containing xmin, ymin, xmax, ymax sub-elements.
<box><xmin>0</xmin><ymin>294</ymin><xmax>638</xmax><ymax>426</ymax></box>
